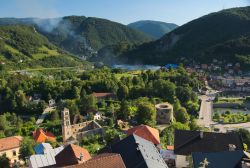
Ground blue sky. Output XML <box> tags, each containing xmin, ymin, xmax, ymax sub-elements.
<box><xmin>0</xmin><ymin>0</ymin><xmax>249</xmax><ymax>25</ymax></box>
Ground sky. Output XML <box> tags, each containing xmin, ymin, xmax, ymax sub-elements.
<box><xmin>0</xmin><ymin>0</ymin><xmax>249</xmax><ymax>25</ymax></box>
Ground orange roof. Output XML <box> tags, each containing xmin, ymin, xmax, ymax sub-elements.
<box><xmin>0</xmin><ymin>136</ymin><xmax>23</xmax><ymax>152</ymax></box>
<box><xmin>56</xmin><ymin>144</ymin><xmax>91</xmax><ymax>167</ymax></box>
<box><xmin>167</xmin><ymin>145</ymin><xmax>174</xmax><ymax>150</ymax></box>
<box><xmin>64</xmin><ymin>153</ymin><xmax>126</xmax><ymax>168</ymax></box>
<box><xmin>126</xmin><ymin>125</ymin><xmax>160</xmax><ymax>145</ymax></box>
<box><xmin>33</xmin><ymin>128</ymin><xmax>56</xmax><ymax>143</ymax></box>
<box><xmin>92</xmin><ymin>92</ymin><xmax>114</xmax><ymax>98</ymax></box>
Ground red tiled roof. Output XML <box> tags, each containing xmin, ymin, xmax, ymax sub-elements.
<box><xmin>167</xmin><ymin>145</ymin><xmax>174</xmax><ymax>150</ymax></box>
<box><xmin>0</xmin><ymin>136</ymin><xmax>23</xmax><ymax>152</ymax></box>
<box><xmin>62</xmin><ymin>153</ymin><xmax>126</xmax><ymax>168</ymax></box>
<box><xmin>33</xmin><ymin>128</ymin><xmax>56</xmax><ymax>143</ymax></box>
<box><xmin>126</xmin><ymin>125</ymin><xmax>160</xmax><ymax>145</ymax></box>
<box><xmin>92</xmin><ymin>92</ymin><xmax>114</xmax><ymax>98</ymax></box>
<box><xmin>56</xmin><ymin>144</ymin><xmax>91</xmax><ymax>167</ymax></box>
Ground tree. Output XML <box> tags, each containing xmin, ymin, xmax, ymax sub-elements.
<box><xmin>237</xmin><ymin>129</ymin><xmax>250</xmax><ymax>149</ymax></box>
<box><xmin>0</xmin><ymin>154</ymin><xmax>10</xmax><ymax>168</ymax></box>
<box><xmin>153</xmin><ymin>80</ymin><xmax>176</xmax><ymax>103</ymax></box>
<box><xmin>117</xmin><ymin>84</ymin><xmax>129</xmax><ymax>100</ymax></box>
<box><xmin>19</xmin><ymin>138</ymin><xmax>35</xmax><ymax>162</ymax></box>
<box><xmin>118</xmin><ymin>101</ymin><xmax>136</xmax><ymax>120</ymax></box>
<box><xmin>72</xmin><ymin>86</ymin><xmax>80</xmax><ymax>99</ymax></box>
<box><xmin>137</xmin><ymin>102</ymin><xmax>156</xmax><ymax>126</ymax></box>
<box><xmin>161</xmin><ymin>122</ymin><xmax>190</xmax><ymax>146</ymax></box>
<box><xmin>15</xmin><ymin>90</ymin><xmax>27</xmax><ymax>108</ymax></box>
<box><xmin>50</xmin><ymin>110</ymin><xmax>60</xmax><ymax>121</ymax></box>
<box><xmin>175</xmin><ymin>107</ymin><xmax>190</xmax><ymax>124</ymax></box>
<box><xmin>176</xmin><ymin>86</ymin><xmax>192</xmax><ymax>105</ymax></box>
<box><xmin>80</xmin><ymin>94</ymin><xmax>98</xmax><ymax>113</ymax></box>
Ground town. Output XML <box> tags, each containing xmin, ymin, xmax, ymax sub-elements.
<box><xmin>0</xmin><ymin>64</ymin><xmax>249</xmax><ymax>168</ymax></box>
<box><xmin>1</xmin><ymin>1</ymin><xmax>250</xmax><ymax>168</ymax></box>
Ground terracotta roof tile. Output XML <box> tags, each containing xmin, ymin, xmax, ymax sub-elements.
<box><xmin>0</xmin><ymin>136</ymin><xmax>23</xmax><ymax>152</ymax></box>
<box><xmin>92</xmin><ymin>92</ymin><xmax>114</xmax><ymax>98</ymax></box>
<box><xmin>62</xmin><ymin>153</ymin><xmax>126</xmax><ymax>168</ymax></box>
<box><xmin>56</xmin><ymin>144</ymin><xmax>91</xmax><ymax>167</ymax></box>
<box><xmin>126</xmin><ymin>125</ymin><xmax>160</xmax><ymax>145</ymax></box>
<box><xmin>33</xmin><ymin>128</ymin><xmax>56</xmax><ymax>143</ymax></box>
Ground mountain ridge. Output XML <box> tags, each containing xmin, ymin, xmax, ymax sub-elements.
<box><xmin>121</xmin><ymin>6</ymin><xmax>250</xmax><ymax>68</ymax></box>
<box><xmin>128</xmin><ymin>20</ymin><xmax>178</xmax><ymax>39</ymax></box>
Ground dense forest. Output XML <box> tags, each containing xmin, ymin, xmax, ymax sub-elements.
<box><xmin>128</xmin><ymin>20</ymin><xmax>178</xmax><ymax>39</ymax></box>
<box><xmin>0</xmin><ymin>16</ymin><xmax>152</xmax><ymax>58</ymax></box>
<box><xmin>120</xmin><ymin>7</ymin><xmax>250</xmax><ymax>67</ymax></box>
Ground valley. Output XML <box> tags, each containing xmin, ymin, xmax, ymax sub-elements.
<box><xmin>0</xmin><ymin>2</ymin><xmax>250</xmax><ymax>168</ymax></box>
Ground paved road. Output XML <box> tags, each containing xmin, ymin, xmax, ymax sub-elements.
<box><xmin>213</xmin><ymin>122</ymin><xmax>250</xmax><ymax>133</ymax></box>
<box><xmin>197</xmin><ymin>90</ymin><xmax>250</xmax><ymax>132</ymax></box>
<box><xmin>36</xmin><ymin>107</ymin><xmax>55</xmax><ymax>125</ymax></box>
<box><xmin>197</xmin><ymin>95</ymin><xmax>214</xmax><ymax>127</ymax></box>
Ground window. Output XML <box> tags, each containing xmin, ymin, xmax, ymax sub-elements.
<box><xmin>13</xmin><ymin>150</ymin><xmax>16</xmax><ymax>156</ymax></box>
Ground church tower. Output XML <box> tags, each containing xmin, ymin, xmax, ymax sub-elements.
<box><xmin>61</xmin><ymin>108</ymin><xmax>72</xmax><ymax>142</ymax></box>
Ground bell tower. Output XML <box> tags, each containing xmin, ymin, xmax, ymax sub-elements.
<box><xmin>61</xmin><ymin>108</ymin><xmax>72</xmax><ymax>142</ymax></box>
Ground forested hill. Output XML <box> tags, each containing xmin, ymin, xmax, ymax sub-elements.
<box><xmin>0</xmin><ymin>16</ymin><xmax>152</xmax><ymax>58</ymax></box>
<box><xmin>122</xmin><ymin>7</ymin><xmax>250</xmax><ymax>67</ymax></box>
<box><xmin>0</xmin><ymin>25</ymin><xmax>89</xmax><ymax>69</ymax></box>
<box><xmin>128</xmin><ymin>20</ymin><xmax>178</xmax><ymax>39</ymax></box>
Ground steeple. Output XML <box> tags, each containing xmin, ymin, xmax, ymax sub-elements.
<box><xmin>61</xmin><ymin>108</ymin><xmax>72</xmax><ymax>142</ymax></box>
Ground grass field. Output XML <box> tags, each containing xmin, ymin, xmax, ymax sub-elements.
<box><xmin>32</xmin><ymin>46</ymin><xmax>59</xmax><ymax>59</ymax></box>
<box><xmin>114</xmin><ymin>70</ymin><xmax>141</xmax><ymax>79</ymax></box>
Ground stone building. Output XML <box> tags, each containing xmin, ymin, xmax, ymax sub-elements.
<box><xmin>155</xmin><ymin>102</ymin><xmax>174</xmax><ymax>124</ymax></box>
<box><xmin>61</xmin><ymin>108</ymin><xmax>104</xmax><ymax>143</ymax></box>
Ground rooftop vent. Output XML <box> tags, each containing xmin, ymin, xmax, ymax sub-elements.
<box><xmin>229</xmin><ymin>144</ymin><xmax>236</xmax><ymax>151</ymax></box>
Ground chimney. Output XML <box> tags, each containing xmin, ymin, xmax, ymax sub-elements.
<box><xmin>228</xmin><ymin>144</ymin><xmax>236</xmax><ymax>151</ymax></box>
<box><xmin>79</xmin><ymin>153</ymin><xmax>84</xmax><ymax>161</ymax></box>
<box><xmin>200</xmin><ymin>131</ymin><xmax>204</xmax><ymax>139</ymax></box>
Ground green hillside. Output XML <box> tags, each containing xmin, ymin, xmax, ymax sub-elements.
<box><xmin>0</xmin><ymin>16</ymin><xmax>153</xmax><ymax>58</ymax></box>
<box><xmin>0</xmin><ymin>25</ymin><xmax>89</xmax><ymax>70</ymax></box>
<box><xmin>128</xmin><ymin>20</ymin><xmax>178</xmax><ymax>39</ymax></box>
<box><xmin>122</xmin><ymin>7</ymin><xmax>250</xmax><ymax>67</ymax></box>
<box><xmin>42</xmin><ymin>16</ymin><xmax>152</xmax><ymax>57</ymax></box>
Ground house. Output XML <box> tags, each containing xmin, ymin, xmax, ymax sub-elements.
<box><xmin>93</xmin><ymin>112</ymin><xmax>102</xmax><ymax>120</ymax></box>
<box><xmin>174</xmin><ymin>130</ymin><xmax>243</xmax><ymax>155</ymax></box>
<box><xmin>109</xmin><ymin>134</ymin><xmax>168</xmax><ymax>168</ymax></box>
<box><xmin>62</xmin><ymin>108</ymin><xmax>104</xmax><ymax>144</ymax></box>
<box><xmin>48</xmin><ymin>99</ymin><xmax>55</xmax><ymax>107</ymax></box>
<box><xmin>126</xmin><ymin>125</ymin><xmax>160</xmax><ymax>145</ymax></box>
<box><xmin>201</xmin><ymin>64</ymin><xmax>208</xmax><ymax>70</ymax></box>
<box><xmin>155</xmin><ymin>103</ymin><xmax>174</xmax><ymax>124</ymax></box>
<box><xmin>29</xmin><ymin>146</ymin><xmax>64</xmax><ymax>168</ymax></box>
<box><xmin>192</xmin><ymin>150</ymin><xmax>245</xmax><ymax>168</ymax></box>
<box><xmin>34</xmin><ymin>143</ymin><xmax>54</xmax><ymax>154</ymax></box>
<box><xmin>33</xmin><ymin>128</ymin><xmax>56</xmax><ymax>143</ymax></box>
<box><xmin>0</xmin><ymin>136</ymin><xmax>23</xmax><ymax>166</ymax></box>
<box><xmin>55</xmin><ymin>144</ymin><xmax>91</xmax><ymax>167</ymax></box>
<box><xmin>117</xmin><ymin>120</ymin><xmax>129</xmax><ymax>130</ymax></box>
<box><xmin>62</xmin><ymin>153</ymin><xmax>126</xmax><ymax>168</ymax></box>
<box><xmin>91</xmin><ymin>92</ymin><xmax>115</xmax><ymax>100</ymax></box>
<box><xmin>174</xmin><ymin>130</ymin><xmax>243</xmax><ymax>167</ymax></box>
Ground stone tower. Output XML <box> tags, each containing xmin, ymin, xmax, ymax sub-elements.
<box><xmin>155</xmin><ymin>102</ymin><xmax>174</xmax><ymax>124</ymax></box>
<box><xmin>61</xmin><ymin>108</ymin><xmax>72</xmax><ymax>142</ymax></box>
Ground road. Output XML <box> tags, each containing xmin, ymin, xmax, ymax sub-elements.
<box><xmin>213</xmin><ymin>122</ymin><xmax>250</xmax><ymax>133</ymax></box>
<box><xmin>197</xmin><ymin>94</ymin><xmax>214</xmax><ymax>127</ymax></box>
<box><xmin>197</xmin><ymin>89</ymin><xmax>250</xmax><ymax>132</ymax></box>
<box><xmin>36</xmin><ymin>107</ymin><xmax>55</xmax><ymax>125</ymax></box>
